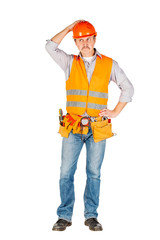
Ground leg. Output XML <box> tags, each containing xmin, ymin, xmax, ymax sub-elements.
<box><xmin>84</xmin><ymin>128</ymin><xmax>106</xmax><ymax>220</ymax></box>
<box><xmin>57</xmin><ymin>131</ymin><xmax>84</xmax><ymax>221</ymax></box>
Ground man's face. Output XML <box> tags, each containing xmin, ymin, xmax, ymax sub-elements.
<box><xmin>74</xmin><ymin>35</ymin><xmax>96</xmax><ymax>57</ymax></box>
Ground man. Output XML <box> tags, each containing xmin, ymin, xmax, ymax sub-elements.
<box><xmin>45</xmin><ymin>20</ymin><xmax>134</xmax><ymax>231</ymax></box>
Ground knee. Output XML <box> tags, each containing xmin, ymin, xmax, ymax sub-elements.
<box><xmin>60</xmin><ymin>164</ymin><xmax>77</xmax><ymax>180</ymax></box>
<box><xmin>86</xmin><ymin>166</ymin><xmax>101</xmax><ymax>179</ymax></box>
<box><xmin>60</xmin><ymin>166</ymin><xmax>70</xmax><ymax>179</ymax></box>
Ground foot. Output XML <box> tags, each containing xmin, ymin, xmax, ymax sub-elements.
<box><xmin>52</xmin><ymin>219</ymin><xmax>72</xmax><ymax>231</ymax></box>
<box><xmin>84</xmin><ymin>218</ymin><xmax>103</xmax><ymax>231</ymax></box>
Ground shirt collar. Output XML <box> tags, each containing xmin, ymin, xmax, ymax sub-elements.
<box><xmin>76</xmin><ymin>48</ymin><xmax>102</xmax><ymax>61</ymax></box>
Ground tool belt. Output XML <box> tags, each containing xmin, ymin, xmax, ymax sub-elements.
<box><xmin>58</xmin><ymin>113</ymin><xmax>115</xmax><ymax>143</ymax></box>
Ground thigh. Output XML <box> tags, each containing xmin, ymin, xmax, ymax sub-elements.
<box><xmin>60</xmin><ymin>131</ymin><xmax>84</xmax><ymax>178</ymax></box>
<box><xmin>85</xmin><ymin>133</ymin><xmax>106</xmax><ymax>178</ymax></box>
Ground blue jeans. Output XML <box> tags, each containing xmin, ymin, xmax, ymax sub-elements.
<box><xmin>57</xmin><ymin>126</ymin><xmax>106</xmax><ymax>222</ymax></box>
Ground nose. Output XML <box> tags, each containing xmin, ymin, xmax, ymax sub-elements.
<box><xmin>82</xmin><ymin>39</ymin><xmax>88</xmax><ymax>45</ymax></box>
<box><xmin>82</xmin><ymin>41</ymin><xmax>89</xmax><ymax>49</ymax></box>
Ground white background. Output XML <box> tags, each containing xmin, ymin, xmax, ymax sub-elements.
<box><xmin>0</xmin><ymin>0</ymin><xmax>160</xmax><ymax>239</ymax></box>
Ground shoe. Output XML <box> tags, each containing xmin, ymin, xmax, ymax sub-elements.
<box><xmin>84</xmin><ymin>218</ymin><xmax>103</xmax><ymax>231</ymax></box>
<box><xmin>52</xmin><ymin>219</ymin><xmax>72</xmax><ymax>231</ymax></box>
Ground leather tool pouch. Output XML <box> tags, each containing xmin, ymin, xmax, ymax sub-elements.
<box><xmin>58</xmin><ymin>115</ymin><xmax>72</xmax><ymax>138</ymax></box>
<box><xmin>91</xmin><ymin>119</ymin><xmax>114</xmax><ymax>143</ymax></box>
<box><xmin>58</xmin><ymin>114</ymin><xmax>89</xmax><ymax>138</ymax></box>
<box><xmin>59</xmin><ymin>121</ymin><xmax>88</xmax><ymax>137</ymax></box>
<box><xmin>58</xmin><ymin>124</ymin><xmax>70</xmax><ymax>138</ymax></box>
<box><xmin>58</xmin><ymin>114</ymin><xmax>80</xmax><ymax>138</ymax></box>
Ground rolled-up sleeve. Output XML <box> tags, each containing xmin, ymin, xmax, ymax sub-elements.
<box><xmin>110</xmin><ymin>60</ymin><xmax>134</xmax><ymax>102</ymax></box>
<box><xmin>45</xmin><ymin>39</ymin><xmax>72</xmax><ymax>73</ymax></box>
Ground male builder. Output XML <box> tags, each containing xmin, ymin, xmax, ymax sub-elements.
<box><xmin>45</xmin><ymin>20</ymin><xmax>134</xmax><ymax>231</ymax></box>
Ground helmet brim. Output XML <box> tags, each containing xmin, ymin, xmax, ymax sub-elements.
<box><xmin>73</xmin><ymin>32</ymin><xmax>97</xmax><ymax>39</ymax></box>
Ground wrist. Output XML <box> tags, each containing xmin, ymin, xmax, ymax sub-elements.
<box><xmin>66</xmin><ymin>26</ymin><xmax>71</xmax><ymax>33</ymax></box>
<box><xmin>113</xmin><ymin>108</ymin><xmax>119</xmax><ymax>115</ymax></box>
<box><xmin>111</xmin><ymin>109</ymin><xmax>119</xmax><ymax>118</ymax></box>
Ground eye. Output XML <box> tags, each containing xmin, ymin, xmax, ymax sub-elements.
<box><xmin>87</xmin><ymin>38</ymin><xmax>91</xmax><ymax>41</ymax></box>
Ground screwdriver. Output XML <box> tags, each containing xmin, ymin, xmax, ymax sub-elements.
<box><xmin>59</xmin><ymin>109</ymin><xmax>64</xmax><ymax>126</ymax></box>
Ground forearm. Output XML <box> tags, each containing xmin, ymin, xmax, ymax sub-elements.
<box><xmin>113</xmin><ymin>101</ymin><xmax>127</xmax><ymax>115</ymax></box>
<box><xmin>51</xmin><ymin>26</ymin><xmax>70</xmax><ymax>44</ymax></box>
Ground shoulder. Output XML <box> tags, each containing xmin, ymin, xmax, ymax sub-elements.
<box><xmin>100</xmin><ymin>54</ymin><xmax>113</xmax><ymax>66</ymax></box>
<box><xmin>99</xmin><ymin>54</ymin><xmax>113</xmax><ymax>68</ymax></box>
<box><xmin>100</xmin><ymin>53</ymin><xmax>112</xmax><ymax>61</ymax></box>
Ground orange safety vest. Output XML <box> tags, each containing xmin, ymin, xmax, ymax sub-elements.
<box><xmin>66</xmin><ymin>54</ymin><xmax>113</xmax><ymax>117</ymax></box>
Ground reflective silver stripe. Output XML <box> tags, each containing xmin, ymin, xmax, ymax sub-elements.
<box><xmin>87</xmin><ymin>103</ymin><xmax>107</xmax><ymax>110</ymax></box>
<box><xmin>89</xmin><ymin>91</ymin><xmax>108</xmax><ymax>99</ymax></box>
<box><xmin>67</xmin><ymin>101</ymin><xmax>86</xmax><ymax>108</ymax></box>
<box><xmin>67</xmin><ymin>90</ymin><xmax>87</xmax><ymax>96</ymax></box>
<box><xmin>67</xmin><ymin>90</ymin><xmax>108</xmax><ymax>99</ymax></box>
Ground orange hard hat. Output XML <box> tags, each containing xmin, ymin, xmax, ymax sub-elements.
<box><xmin>73</xmin><ymin>21</ymin><xmax>97</xmax><ymax>39</ymax></box>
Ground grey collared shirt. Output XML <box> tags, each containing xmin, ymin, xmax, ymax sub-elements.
<box><xmin>45</xmin><ymin>40</ymin><xmax>134</xmax><ymax>115</ymax></box>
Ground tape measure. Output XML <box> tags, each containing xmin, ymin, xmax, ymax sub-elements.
<box><xmin>81</xmin><ymin>117</ymin><xmax>90</xmax><ymax>126</ymax></box>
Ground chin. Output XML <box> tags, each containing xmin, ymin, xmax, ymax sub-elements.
<box><xmin>82</xmin><ymin>49</ymin><xmax>90</xmax><ymax>54</ymax></box>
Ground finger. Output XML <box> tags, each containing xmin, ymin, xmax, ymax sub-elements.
<box><xmin>99</xmin><ymin>112</ymin><xmax>108</xmax><ymax>116</ymax></box>
<box><xmin>99</xmin><ymin>109</ymin><xmax>107</xmax><ymax>113</ymax></box>
<box><xmin>100</xmin><ymin>108</ymin><xmax>109</xmax><ymax>111</ymax></box>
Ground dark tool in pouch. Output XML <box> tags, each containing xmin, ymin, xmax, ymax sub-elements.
<box><xmin>59</xmin><ymin>109</ymin><xmax>64</xmax><ymax>126</ymax></box>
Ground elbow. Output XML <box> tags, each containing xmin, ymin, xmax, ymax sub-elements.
<box><xmin>130</xmin><ymin>82</ymin><xmax>134</xmax><ymax>98</ymax></box>
<box><xmin>45</xmin><ymin>39</ymin><xmax>58</xmax><ymax>53</ymax></box>
<box><xmin>45</xmin><ymin>41</ymin><xmax>49</xmax><ymax>52</ymax></box>
<box><xmin>119</xmin><ymin>84</ymin><xmax>134</xmax><ymax>103</ymax></box>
